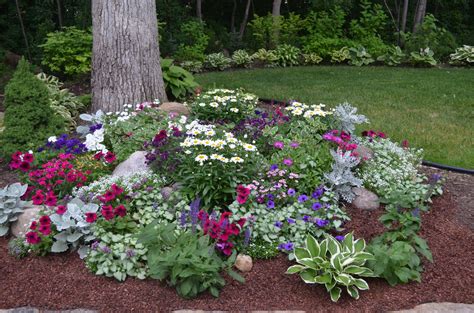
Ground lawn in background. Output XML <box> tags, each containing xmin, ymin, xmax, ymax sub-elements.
<box><xmin>197</xmin><ymin>66</ymin><xmax>474</xmax><ymax>168</ymax></box>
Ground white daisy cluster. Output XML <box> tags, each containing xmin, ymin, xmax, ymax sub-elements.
<box><xmin>105</xmin><ymin>100</ymin><xmax>161</xmax><ymax>123</ymax></box>
<box><xmin>167</xmin><ymin>114</ymin><xmax>188</xmax><ymax>132</ymax></box>
<box><xmin>84</xmin><ymin>128</ymin><xmax>107</xmax><ymax>153</ymax></box>
<box><xmin>189</xmin><ymin>88</ymin><xmax>258</xmax><ymax>120</ymax></box>
<box><xmin>285</xmin><ymin>101</ymin><xmax>333</xmax><ymax>119</ymax></box>
<box><xmin>179</xmin><ymin>121</ymin><xmax>258</xmax><ymax>165</ymax></box>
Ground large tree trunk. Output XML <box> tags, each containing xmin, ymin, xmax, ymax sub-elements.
<box><xmin>413</xmin><ymin>0</ymin><xmax>427</xmax><ymax>32</ymax></box>
<box><xmin>272</xmin><ymin>0</ymin><xmax>282</xmax><ymax>47</ymax></box>
<box><xmin>91</xmin><ymin>0</ymin><xmax>168</xmax><ymax>113</ymax></box>
<box><xmin>230</xmin><ymin>0</ymin><xmax>237</xmax><ymax>33</ymax></box>
<box><xmin>238</xmin><ymin>0</ymin><xmax>252</xmax><ymax>40</ymax></box>
<box><xmin>401</xmin><ymin>0</ymin><xmax>409</xmax><ymax>33</ymax></box>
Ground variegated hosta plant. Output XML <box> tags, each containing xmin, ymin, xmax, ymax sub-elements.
<box><xmin>286</xmin><ymin>233</ymin><xmax>375</xmax><ymax>302</ymax></box>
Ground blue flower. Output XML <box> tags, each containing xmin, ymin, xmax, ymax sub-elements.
<box><xmin>315</xmin><ymin>219</ymin><xmax>329</xmax><ymax>227</ymax></box>
<box><xmin>270</xmin><ymin>164</ymin><xmax>279</xmax><ymax>171</ymax></box>
<box><xmin>267</xmin><ymin>193</ymin><xmax>275</xmax><ymax>200</ymax></box>
<box><xmin>266</xmin><ymin>200</ymin><xmax>275</xmax><ymax>209</ymax></box>
<box><xmin>288</xmin><ymin>188</ymin><xmax>296</xmax><ymax>196</ymax></box>
<box><xmin>287</xmin><ymin>218</ymin><xmax>295</xmax><ymax>224</ymax></box>
<box><xmin>335</xmin><ymin>235</ymin><xmax>345</xmax><ymax>241</ymax></box>
<box><xmin>302</xmin><ymin>215</ymin><xmax>311</xmax><ymax>222</ymax></box>
<box><xmin>312</xmin><ymin>187</ymin><xmax>324</xmax><ymax>199</ymax></box>
<box><xmin>312</xmin><ymin>202</ymin><xmax>322</xmax><ymax>210</ymax></box>
<box><xmin>298</xmin><ymin>194</ymin><xmax>308</xmax><ymax>203</ymax></box>
<box><xmin>274</xmin><ymin>221</ymin><xmax>283</xmax><ymax>228</ymax></box>
<box><xmin>278</xmin><ymin>242</ymin><xmax>294</xmax><ymax>251</ymax></box>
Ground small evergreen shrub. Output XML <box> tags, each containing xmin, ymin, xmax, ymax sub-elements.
<box><xmin>0</xmin><ymin>59</ymin><xmax>65</xmax><ymax>159</ymax></box>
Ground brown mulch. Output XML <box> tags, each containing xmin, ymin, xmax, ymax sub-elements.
<box><xmin>0</xmin><ymin>167</ymin><xmax>473</xmax><ymax>312</ymax></box>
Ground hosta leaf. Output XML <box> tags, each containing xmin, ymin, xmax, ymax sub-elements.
<box><xmin>343</xmin><ymin>232</ymin><xmax>354</xmax><ymax>252</ymax></box>
<box><xmin>306</xmin><ymin>235</ymin><xmax>320</xmax><ymax>257</ymax></box>
<box><xmin>327</xmin><ymin>235</ymin><xmax>341</xmax><ymax>256</ymax></box>
<box><xmin>347</xmin><ymin>285</ymin><xmax>360</xmax><ymax>300</ymax></box>
<box><xmin>354</xmin><ymin>238</ymin><xmax>366</xmax><ymax>253</ymax></box>
<box><xmin>294</xmin><ymin>247</ymin><xmax>311</xmax><ymax>261</ymax></box>
<box><xmin>344</xmin><ymin>265</ymin><xmax>367</xmax><ymax>275</ymax></box>
<box><xmin>314</xmin><ymin>273</ymin><xmax>332</xmax><ymax>284</ymax></box>
<box><xmin>330</xmin><ymin>286</ymin><xmax>342</xmax><ymax>302</ymax></box>
<box><xmin>353</xmin><ymin>278</ymin><xmax>369</xmax><ymax>290</ymax></box>
<box><xmin>299</xmin><ymin>270</ymin><xmax>316</xmax><ymax>284</ymax></box>
<box><xmin>286</xmin><ymin>265</ymin><xmax>305</xmax><ymax>274</ymax></box>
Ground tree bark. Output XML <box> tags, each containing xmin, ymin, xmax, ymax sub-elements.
<box><xmin>14</xmin><ymin>0</ymin><xmax>31</xmax><ymax>61</ymax></box>
<box><xmin>196</xmin><ymin>0</ymin><xmax>203</xmax><ymax>21</ymax></box>
<box><xmin>413</xmin><ymin>0</ymin><xmax>427</xmax><ymax>32</ymax></box>
<box><xmin>401</xmin><ymin>0</ymin><xmax>409</xmax><ymax>33</ymax></box>
<box><xmin>91</xmin><ymin>0</ymin><xmax>168</xmax><ymax>113</ymax></box>
<box><xmin>238</xmin><ymin>0</ymin><xmax>251</xmax><ymax>40</ymax></box>
<box><xmin>56</xmin><ymin>0</ymin><xmax>63</xmax><ymax>28</ymax></box>
<box><xmin>272</xmin><ymin>0</ymin><xmax>282</xmax><ymax>47</ymax></box>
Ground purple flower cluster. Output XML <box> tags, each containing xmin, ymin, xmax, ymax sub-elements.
<box><xmin>89</xmin><ymin>123</ymin><xmax>103</xmax><ymax>133</ymax></box>
<box><xmin>278</xmin><ymin>242</ymin><xmax>294</xmax><ymax>251</ymax></box>
<box><xmin>38</xmin><ymin>134</ymin><xmax>88</xmax><ymax>155</ymax></box>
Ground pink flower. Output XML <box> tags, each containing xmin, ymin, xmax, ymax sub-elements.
<box><xmin>101</xmin><ymin>205</ymin><xmax>115</xmax><ymax>220</ymax></box>
<box><xmin>29</xmin><ymin>221</ymin><xmax>38</xmax><ymax>230</ymax></box>
<box><xmin>273</xmin><ymin>141</ymin><xmax>284</xmax><ymax>149</ymax></box>
<box><xmin>283</xmin><ymin>158</ymin><xmax>293</xmax><ymax>166</ymax></box>
<box><xmin>38</xmin><ymin>224</ymin><xmax>51</xmax><ymax>236</ymax></box>
<box><xmin>39</xmin><ymin>215</ymin><xmax>51</xmax><ymax>226</ymax></box>
<box><xmin>44</xmin><ymin>194</ymin><xmax>58</xmax><ymax>206</ymax></box>
<box><xmin>114</xmin><ymin>205</ymin><xmax>127</xmax><ymax>217</ymax></box>
<box><xmin>19</xmin><ymin>161</ymin><xmax>31</xmax><ymax>172</ymax></box>
<box><xmin>85</xmin><ymin>212</ymin><xmax>98</xmax><ymax>223</ymax></box>
<box><xmin>26</xmin><ymin>232</ymin><xmax>41</xmax><ymax>244</ymax></box>
<box><xmin>56</xmin><ymin>205</ymin><xmax>67</xmax><ymax>215</ymax></box>
<box><xmin>111</xmin><ymin>184</ymin><xmax>124</xmax><ymax>196</ymax></box>
<box><xmin>104</xmin><ymin>152</ymin><xmax>116</xmax><ymax>163</ymax></box>
<box><xmin>22</xmin><ymin>153</ymin><xmax>34</xmax><ymax>163</ymax></box>
<box><xmin>32</xmin><ymin>191</ymin><xmax>45</xmax><ymax>205</ymax></box>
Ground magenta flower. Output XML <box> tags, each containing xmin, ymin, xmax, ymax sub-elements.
<box><xmin>273</xmin><ymin>141</ymin><xmax>284</xmax><ymax>149</ymax></box>
<box><xmin>283</xmin><ymin>158</ymin><xmax>293</xmax><ymax>166</ymax></box>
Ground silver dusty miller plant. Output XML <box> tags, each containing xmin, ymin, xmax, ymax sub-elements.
<box><xmin>333</xmin><ymin>102</ymin><xmax>368</xmax><ymax>134</ymax></box>
<box><xmin>49</xmin><ymin>198</ymin><xmax>99</xmax><ymax>257</ymax></box>
<box><xmin>0</xmin><ymin>183</ymin><xmax>30</xmax><ymax>236</ymax></box>
<box><xmin>324</xmin><ymin>149</ymin><xmax>362</xmax><ymax>202</ymax></box>
<box><xmin>76</xmin><ymin>110</ymin><xmax>104</xmax><ymax>137</ymax></box>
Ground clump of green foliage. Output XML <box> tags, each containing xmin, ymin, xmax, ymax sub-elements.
<box><xmin>174</xmin><ymin>21</ymin><xmax>209</xmax><ymax>62</ymax></box>
<box><xmin>0</xmin><ymin>58</ymin><xmax>65</xmax><ymax>159</ymax></box>
<box><xmin>161</xmin><ymin>59</ymin><xmax>198</xmax><ymax>100</ymax></box>
<box><xmin>40</xmin><ymin>27</ymin><xmax>92</xmax><ymax>76</ymax></box>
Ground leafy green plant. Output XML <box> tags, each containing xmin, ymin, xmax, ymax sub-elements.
<box><xmin>0</xmin><ymin>183</ymin><xmax>30</xmax><ymax>236</ymax></box>
<box><xmin>274</xmin><ymin>44</ymin><xmax>301</xmax><ymax>67</ymax></box>
<box><xmin>377</xmin><ymin>46</ymin><xmax>406</xmax><ymax>66</ymax></box>
<box><xmin>40</xmin><ymin>27</ymin><xmax>92</xmax><ymax>76</ymax></box>
<box><xmin>302</xmin><ymin>53</ymin><xmax>323</xmax><ymax>65</ymax></box>
<box><xmin>409</xmin><ymin>48</ymin><xmax>438</xmax><ymax>66</ymax></box>
<box><xmin>450</xmin><ymin>45</ymin><xmax>474</xmax><ymax>65</ymax></box>
<box><xmin>286</xmin><ymin>233</ymin><xmax>374</xmax><ymax>302</ymax></box>
<box><xmin>174</xmin><ymin>21</ymin><xmax>209</xmax><ymax>62</ymax></box>
<box><xmin>303</xmin><ymin>37</ymin><xmax>355</xmax><ymax>60</ymax></box>
<box><xmin>204</xmin><ymin>52</ymin><xmax>232</xmax><ymax>71</ymax></box>
<box><xmin>0</xmin><ymin>58</ymin><xmax>65</xmax><ymax>160</ymax></box>
<box><xmin>161</xmin><ymin>59</ymin><xmax>199</xmax><ymax>100</ymax></box>
<box><xmin>231</xmin><ymin>49</ymin><xmax>253</xmax><ymax>68</ymax></box>
<box><xmin>251</xmin><ymin>48</ymin><xmax>278</xmax><ymax>67</ymax></box>
<box><xmin>137</xmin><ymin>222</ymin><xmax>244</xmax><ymax>298</ymax></box>
<box><xmin>248</xmin><ymin>13</ymin><xmax>305</xmax><ymax>49</ymax></box>
<box><xmin>179</xmin><ymin>60</ymin><xmax>204</xmax><ymax>73</ymax></box>
<box><xmin>331</xmin><ymin>47</ymin><xmax>350</xmax><ymax>63</ymax></box>
<box><xmin>348</xmin><ymin>47</ymin><xmax>375</xmax><ymax>66</ymax></box>
<box><xmin>36</xmin><ymin>73</ymin><xmax>86</xmax><ymax>130</ymax></box>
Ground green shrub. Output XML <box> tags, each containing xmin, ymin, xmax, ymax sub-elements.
<box><xmin>0</xmin><ymin>58</ymin><xmax>65</xmax><ymax>159</ymax></box>
<box><xmin>402</xmin><ymin>14</ymin><xmax>457</xmax><ymax>60</ymax></box>
<box><xmin>248</xmin><ymin>13</ymin><xmax>305</xmax><ymax>49</ymax></box>
<box><xmin>331</xmin><ymin>47</ymin><xmax>350</xmax><ymax>63</ymax></box>
<box><xmin>303</xmin><ymin>36</ymin><xmax>355</xmax><ymax>60</ymax></box>
<box><xmin>251</xmin><ymin>48</ymin><xmax>278</xmax><ymax>67</ymax></box>
<box><xmin>348</xmin><ymin>47</ymin><xmax>375</xmax><ymax>66</ymax></box>
<box><xmin>409</xmin><ymin>48</ymin><xmax>437</xmax><ymax>66</ymax></box>
<box><xmin>449</xmin><ymin>45</ymin><xmax>474</xmax><ymax>65</ymax></box>
<box><xmin>304</xmin><ymin>7</ymin><xmax>346</xmax><ymax>39</ymax></box>
<box><xmin>274</xmin><ymin>44</ymin><xmax>301</xmax><ymax>67</ymax></box>
<box><xmin>40</xmin><ymin>27</ymin><xmax>92</xmax><ymax>76</ymax></box>
<box><xmin>231</xmin><ymin>49</ymin><xmax>253</xmax><ymax>68</ymax></box>
<box><xmin>302</xmin><ymin>53</ymin><xmax>323</xmax><ymax>65</ymax></box>
<box><xmin>174</xmin><ymin>21</ymin><xmax>209</xmax><ymax>62</ymax></box>
<box><xmin>204</xmin><ymin>52</ymin><xmax>232</xmax><ymax>71</ymax></box>
<box><xmin>377</xmin><ymin>46</ymin><xmax>406</xmax><ymax>66</ymax></box>
<box><xmin>179</xmin><ymin>60</ymin><xmax>204</xmax><ymax>73</ymax></box>
<box><xmin>161</xmin><ymin>59</ymin><xmax>198</xmax><ymax>100</ymax></box>
<box><xmin>36</xmin><ymin>73</ymin><xmax>85</xmax><ymax>130</ymax></box>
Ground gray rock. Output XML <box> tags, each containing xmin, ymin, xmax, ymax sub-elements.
<box><xmin>355</xmin><ymin>145</ymin><xmax>374</xmax><ymax>161</ymax></box>
<box><xmin>159</xmin><ymin>102</ymin><xmax>190</xmax><ymax>116</ymax></box>
<box><xmin>391</xmin><ymin>302</ymin><xmax>474</xmax><ymax>313</ymax></box>
<box><xmin>11</xmin><ymin>207</ymin><xmax>42</xmax><ymax>237</ymax></box>
<box><xmin>0</xmin><ymin>308</ymin><xmax>39</xmax><ymax>313</ymax></box>
<box><xmin>112</xmin><ymin>151</ymin><xmax>150</xmax><ymax>177</ymax></box>
<box><xmin>235</xmin><ymin>254</ymin><xmax>253</xmax><ymax>272</ymax></box>
<box><xmin>352</xmin><ymin>187</ymin><xmax>380</xmax><ymax>210</ymax></box>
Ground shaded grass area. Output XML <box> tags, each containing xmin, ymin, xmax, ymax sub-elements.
<box><xmin>197</xmin><ymin>66</ymin><xmax>474</xmax><ymax>168</ymax></box>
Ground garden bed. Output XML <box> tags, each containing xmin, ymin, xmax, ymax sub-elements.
<box><xmin>0</xmin><ymin>166</ymin><xmax>472</xmax><ymax>312</ymax></box>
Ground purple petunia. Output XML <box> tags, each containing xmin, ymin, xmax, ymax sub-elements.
<box><xmin>278</xmin><ymin>242</ymin><xmax>294</xmax><ymax>251</ymax></box>
<box><xmin>287</xmin><ymin>218</ymin><xmax>295</xmax><ymax>224</ymax></box>
<box><xmin>288</xmin><ymin>188</ymin><xmax>296</xmax><ymax>196</ymax></box>
<box><xmin>298</xmin><ymin>194</ymin><xmax>308</xmax><ymax>203</ymax></box>
<box><xmin>312</xmin><ymin>202</ymin><xmax>322</xmax><ymax>210</ymax></box>
<box><xmin>335</xmin><ymin>235</ymin><xmax>345</xmax><ymax>241</ymax></box>
<box><xmin>267</xmin><ymin>200</ymin><xmax>275</xmax><ymax>209</ymax></box>
<box><xmin>274</xmin><ymin>221</ymin><xmax>283</xmax><ymax>228</ymax></box>
<box><xmin>290</xmin><ymin>141</ymin><xmax>299</xmax><ymax>148</ymax></box>
<box><xmin>283</xmin><ymin>158</ymin><xmax>293</xmax><ymax>166</ymax></box>
<box><xmin>302</xmin><ymin>215</ymin><xmax>311</xmax><ymax>222</ymax></box>
<box><xmin>312</xmin><ymin>187</ymin><xmax>325</xmax><ymax>199</ymax></box>
<box><xmin>274</xmin><ymin>141</ymin><xmax>284</xmax><ymax>149</ymax></box>
<box><xmin>270</xmin><ymin>164</ymin><xmax>279</xmax><ymax>171</ymax></box>
<box><xmin>315</xmin><ymin>219</ymin><xmax>329</xmax><ymax>227</ymax></box>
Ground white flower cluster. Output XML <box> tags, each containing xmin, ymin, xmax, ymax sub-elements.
<box><xmin>190</xmin><ymin>89</ymin><xmax>258</xmax><ymax>117</ymax></box>
<box><xmin>73</xmin><ymin>171</ymin><xmax>164</xmax><ymax>201</ymax></box>
<box><xmin>179</xmin><ymin>121</ymin><xmax>258</xmax><ymax>165</ymax></box>
<box><xmin>84</xmin><ymin>128</ymin><xmax>107</xmax><ymax>153</ymax></box>
<box><xmin>285</xmin><ymin>101</ymin><xmax>332</xmax><ymax>118</ymax></box>
<box><xmin>105</xmin><ymin>100</ymin><xmax>160</xmax><ymax>123</ymax></box>
<box><xmin>167</xmin><ymin>115</ymin><xmax>188</xmax><ymax>132</ymax></box>
<box><xmin>357</xmin><ymin>138</ymin><xmax>426</xmax><ymax>198</ymax></box>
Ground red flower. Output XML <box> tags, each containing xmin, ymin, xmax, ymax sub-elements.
<box><xmin>111</xmin><ymin>184</ymin><xmax>124</xmax><ymax>196</ymax></box>
<box><xmin>153</xmin><ymin>130</ymin><xmax>168</xmax><ymax>142</ymax></box>
<box><xmin>114</xmin><ymin>205</ymin><xmax>127</xmax><ymax>217</ymax></box>
<box><xmin>237</xmin><ymin>194</ymin><xmax>248</xmax><ymax>204</ymax></box>
<box><xmin>220</xmin><ymin>212</ymin><xmax>232</xmax><ymax>220</ymax></box>
<box><xmin>104</xmin><ymin>152</ymin><xmax>116</xmax><ymax>163</ymax></box>
<box><xmin>402</xmin><ymin>139</ymin><xmax>409</xmax><ymax>148</ymax></box>
<box><xmin>22</xmin><ymin>153</ymin><xmax>34</xmax><ymax>163</ymax></box>
<box><xmin>38</xmin><ymin>224</ymin><xmax>51</xmax><ymax>236</ymax></box>
<box><xmin>85</xmin><ymin>212</ymin><xmax>98</xmax><ymax>223</ymax></box>
<box><xmin>19</xmin><ymin>161</ymin><xmax>31</xmax><ymax>172</ymax></box>
<box><xmin>39</xmin><ymin>215</ymin><xmax>51</xmax><ymax>226</ymax></box>
<box><xmin>197</xmin><ymin>210</ymin><xmax>208</xmax><ymax>221</ymax></box>
<box><xmin>31</xmin><ymin>191</ymin><xmax>45</xmax><ymax>205</ymax></box>
<box><xmin>11</xmin><ymin>151</ymin><xmax>22</xmax><ymax>161</ymax></box>
<box><xmin>9</xmin><ymin>159</ymin><xmax>21</xmax><ymax>170</ymax></box>
<box><xmin>25</xmin><ymin>232</ymin><xmax>41</xmax><ymax>244</ymax></box>
<box><xmin>101</xmin><ymin>190</ymin><xmax>116</xmax><ymax>203</ymax></box>
<box><xmin>93</xmin><ymin>152</ymin><xmax>104</xmax><ymax>160</ymax></box>
<box><xmin>101</xmin><ymin>205</ymin><xmax>115</xmax><ymax>220</ymax></box>
<box><xmin>237</xmin><ymin>218</ymin><xmax>246</xmax><ymax>228</ymax></box>
<box><xmin>66</xmin><ymin>172</ymin><xmax>77</xmax><ymax>182</ymax></box>
<box><xmin>222</xmin><ymin>242</ymin><xmax>234</xmax><ymax>256</ymax></box>
<box><xmin>29</xmin><ymin>221</ymin><xmax>38</xmax><ymax>230</ymax></box>
<box><xmin>44</xmin><ymin>194</ymin><xmax>58</xmax><ymax>207</ymax></box>
<box><xmin>236</xmin><ymin>185</ymin><xmax>250</xmax><ymax>197</ymax></box>
<box><xmin>56</xmin><ymin>205</ymin><xmax>67</xmax><ymax>215</ymax></box>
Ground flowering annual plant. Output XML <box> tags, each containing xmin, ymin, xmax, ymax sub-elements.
<box><xmin>9</xmin><ymin>151</ymin><xmax>35</xmax><ymax>172</ymax></box>
<box><xmin>323</xmin><ymin>130</ymin><xmax>358</xmax><ymax>154</ymax></box>
<box><xmin>38</xmin><ymin>134</ymin><xmax>88</xmax><ymax>155</ymax></box>
<box><xmin>144</xmin><ymin>128</ymin><xmax>183</xmax><ymax>178</ymax></box>
<box><xmin>175</xmin><ymin>121</ymin><xmax>263</xmax><ymax>207</ymax></box>
<box><xmin>285</xmin><ymin>101</ymin><xmax>332</xmax><ymax>119</ymax></box>
<box><xmin>361</xmin><ymin>130</ymin><xmax>387</xmax><ymax>139</ymax></box>
<box><xmin>188</xmin><ymin>88</ymin><xmax>258</xmax><ymax>122</ymax></box>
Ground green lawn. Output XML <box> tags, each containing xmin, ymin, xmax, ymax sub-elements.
<box><xmin>197</xmin><ymin>66</ymin><xmax>474</xmax><ymax>169</ymax></box>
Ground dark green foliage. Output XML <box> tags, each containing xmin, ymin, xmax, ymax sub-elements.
<box><xmin>137</xmin><ymin>222</ymin><xmax>244</xmax><ymax>299</ymax></box>
<box><xmin>40</xmin><ymin>27</ymin><xmax>92</xmax><ymax>76</ymax></box>
<box><xmin>161</xmin><ymin>59</ymin><xmax>199</xmax><ymax>100</ymax></box>
<box><xmin>173</xmin><ymin>21</ymin><xmax>209</xmax><ymax>62</ymax></box>
<box><xmin>0</xmin><ymin>58</ymin><xmax>65</xmax><ymax>159</ymax></box>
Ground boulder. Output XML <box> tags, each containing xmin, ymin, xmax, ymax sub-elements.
<box><xmin>112</xmin><ymin>151</ymin><xmax>150</xmax><ymax>177</ymax></box>
<box><xmin>355</xmin><ymin>145</ymin><xmax>374</xmax><ymax>161</ymax></box>
<box><xmin>352</xmin><ymin>187</ymin><xmax>380</xmax><ymax>211</ymax></box>
<box><xmin>158</xmin><ymin>102</ymin><xmax>190</xmax><ymax>116</ymax></box>
<box><xmin>391</xmin><ymin>302</ymin><xmax>474</xmax><ymax>313</ymax></box>
<box><xmin>234</xmin><ymin>254</ymin><xmax>253</xmax><ymax>272</ymax></box>
<box><xmin>11</xmin><ymin>207</ymin><xmax>42</xmax><ymax>237</ymax></box>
